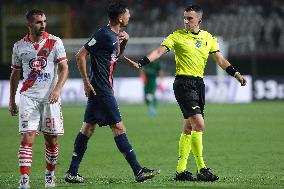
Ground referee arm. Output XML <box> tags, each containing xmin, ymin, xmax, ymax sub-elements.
<box><xmin>211</xmin><ymin>51</ymin><xmax>247</xmax><ymax>86</ymax></box>
<box><xmin>146</xmin><ymin>46</ymin><xmax>168</xmax><ymax>62</ymax></box>
<box><xmin>123</xmin><ymin>46</ymin><xmax>168</xmax><ymax>68</ymax></box>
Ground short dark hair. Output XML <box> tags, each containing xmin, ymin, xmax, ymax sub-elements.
<box><xmin>107</xmin><ymin>0</ymin><xmax>128</xmax><ymax>21</ymax></box>
<box><xmin>25</xmin><ymin>9</ymin><xmax>45</xmax><ymax>22</ymax></box>
<box><xmin>185</xmin><ymin>5</ymin><xmax>203</xmax><ymax>17</ymax></box>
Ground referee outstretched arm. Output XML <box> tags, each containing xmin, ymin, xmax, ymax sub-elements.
<box><xmin>211</xmin><ymin>51</ymin><xmax>247</xmax><ymax>86</ymax></box>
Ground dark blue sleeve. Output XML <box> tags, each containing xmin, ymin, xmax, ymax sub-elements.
<box><xmin>84</xmin><ymin>33</ymin><xmax>100</xmax><ymax>54</ymax></box>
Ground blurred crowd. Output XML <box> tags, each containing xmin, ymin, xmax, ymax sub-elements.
<box><xmin>1</xmin><ymin>0</ymin><xmax>283</xmax><ymax>38</ymax></box>
<box><xmin>1</xmin><ymin>0</ymin><xmax>283</xmax><ymax>53</ymax></box>
<box><xmin>0</xmin><ymin>0</ymin><xmax>283</xmax><ymax>79</ymax></box>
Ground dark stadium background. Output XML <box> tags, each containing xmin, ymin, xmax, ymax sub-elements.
<box><xmin>0</xmin><ymin>0</ymin><xmax>283</xmax><ymax>101</ymax></box>
<box><xmin>0</xmin><ymin>1</ymin><xmax>284</xmax><ymax>188</ymax></box>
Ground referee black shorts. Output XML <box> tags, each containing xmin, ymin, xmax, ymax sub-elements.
<box><xmin>173</xmin><ymin>75</ymin><xmax>205</xmax><ymax>119</ymax></box>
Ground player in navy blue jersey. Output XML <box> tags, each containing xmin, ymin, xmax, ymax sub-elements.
<box><xmin>65</xmin><ymin>1</ymin><xmax>160</xmax><ymax>183</ymax></box>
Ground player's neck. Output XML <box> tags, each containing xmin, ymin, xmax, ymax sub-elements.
<box><xmin>28</xmin><ymin>34</ymin><xmax>43</xmax><ymax>44</ymax></box>
<box><xmin>108</xmin><ymin>21</ymin><xmax>121</xmax><ymax>34</ymax></box>
<box><xmin>192</xmin><ymin>27</ymin><xmax>200</xmax><ymax>33</ymax></box>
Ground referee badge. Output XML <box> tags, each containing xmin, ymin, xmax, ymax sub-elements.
<box><xmin>195</xmin><ymin>41</ymin><xmax>201</xmax><ymax>48</ymax></box>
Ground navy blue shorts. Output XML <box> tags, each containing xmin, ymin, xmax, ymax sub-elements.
<box><xmin>84</xmin><ymin>93</ymin><xmax>122</xmax><ymax>126</ymax></box>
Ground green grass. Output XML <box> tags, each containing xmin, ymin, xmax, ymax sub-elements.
<box><xmin>1</xmin><ymin>102</ymin><xmax>284</xmax><ymax>188</ymax></box>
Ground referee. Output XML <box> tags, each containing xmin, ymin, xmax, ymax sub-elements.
<box><xmin>124</xmin><ymin>5</ymin><xmax>247</xmax><ymax>182</ymax></box>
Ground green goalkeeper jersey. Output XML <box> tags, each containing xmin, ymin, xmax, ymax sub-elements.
<box><xmin>162</xmin><ymin>29</ymin><xmax>219</xmax><ymax>78</ymax></box>
<box><xmin>143</xmin><ymin>61</ymin><xmax>161</xmax><ymax>93</ymax></box>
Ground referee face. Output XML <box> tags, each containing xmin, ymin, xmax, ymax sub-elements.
<box><xmin>183</xmin><ymin>11</ymin><xmax>201</xmax><ymax>32</ymax></box>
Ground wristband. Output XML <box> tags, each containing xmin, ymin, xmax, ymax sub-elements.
<box><xmin>234</xmin><ymin>72</ymin><xmax>240</xmax><ymax>78</ymax></box>
<box><xmin>138</xmin><ymin>56</ymin><xmax>150</xmax><ymax>67</ymax></box>
<box><xmin>225</xmin><ymin>65</ymin><xmax>237</xmax><ymax>77</ymax></box>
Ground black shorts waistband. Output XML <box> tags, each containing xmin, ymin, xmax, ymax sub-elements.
<box><xmin>175</xmin><ymin>75</ymin><xmax>203</xmax><ymax>80</ymax></box>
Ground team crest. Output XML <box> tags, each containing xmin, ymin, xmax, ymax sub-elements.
<box><xmin>42</xmin><ymin>48</ymin><xmax>50</xmax><ymax>56</ymax></box>
<box><xmin>195</xmin><ymin>41</ymin><xmax>202</xmax><ymax>48</ymax></box>
<box><xmin>111</xmin><ymin>51</ymin><xmax>118</xmax><ymax>62</ymax></box>
<box><xmin>29</xmin><ymin>56</ymin><xmax>47</xmax><ymax>70</ymax></box>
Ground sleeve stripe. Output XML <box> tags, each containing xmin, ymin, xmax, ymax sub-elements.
<box><xmin>55</xmin><ymin>57</ymin><xmax>68</xmax><ymax>63</ymax></box>
<box><xmin>11</xmin><ymin>65</ymin><xmax>22</xmax><ymax>69</ymax></box>
<box><xmin>209</xmin><ymin>50</ymin><xmax>220</xmax><ymax>54</ymax></box>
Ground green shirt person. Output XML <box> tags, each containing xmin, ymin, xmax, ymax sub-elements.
<box><xmin>124</xmin><ymin>5</ymin><xmax>247</xmax><ymax>182</ymax></box>
<box><xmin>141</xmin><ymin>60</ymin><xmax>163</xmax><ymax>116</ymax></box>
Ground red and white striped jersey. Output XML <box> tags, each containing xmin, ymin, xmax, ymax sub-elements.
<box><xmin>11</xmin><ymin>32</ymin><xmax>68</xmax><ymax>100</ymax></box>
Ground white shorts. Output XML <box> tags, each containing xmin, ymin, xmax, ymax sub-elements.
<box><xmin>19</xmin><ymin>95</ymin><xmax>64</xmax><ymax>135</ymax></box>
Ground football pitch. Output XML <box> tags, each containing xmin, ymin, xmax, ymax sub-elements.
<box><xmin>0</xmin><ymin>102</ymin><xmax>284</xmax><ymax>188</ymax></box>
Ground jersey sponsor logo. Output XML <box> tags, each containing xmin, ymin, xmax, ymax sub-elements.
<box><xmin>35</xmin><ymin>72</ymin><xmax>51</xmax><ymax>82</ymax></box>
<box><xmin>20</xmin><ymin>38</ymin><xmax>56</xmax><ymax>93</ymax></box>
<box><xmin>20</xmin><ymin>56</ymin><xmax>51</xmax><ymax>93</ymax></box>
<box><xmin>88</xmin><ymin>38</ymin><xmax>96</xmax><ymax>46</ymax></box>
<box><xmin>195</xmin><ymin>41</ymin><xmax>202</xmax><ymax>48</ymax></box>
<box><xmin>29</xmin><ymin>56</ymin><xmax>47</xmax><ymax>70</ymax></box>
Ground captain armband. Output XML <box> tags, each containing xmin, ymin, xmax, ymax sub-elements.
<box><xmin>138</xmin><ymin>56</ymin><xmax>150</xmax><ymax>68</ymax></box>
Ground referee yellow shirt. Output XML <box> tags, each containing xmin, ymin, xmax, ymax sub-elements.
<box><xmin>162</xmin><ymin>29</ymin><xmax>219</xmax><ymax>78</ymax></box>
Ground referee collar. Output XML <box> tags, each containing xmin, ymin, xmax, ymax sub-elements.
<box><xmin>186</xmin><ymin>30</ymin><xmax>200</xmax><ymax>35</ymax></box>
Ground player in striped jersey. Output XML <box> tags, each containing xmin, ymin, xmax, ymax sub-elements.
<box><xmin>9</xmin><ymin>9</ymin><xmax>68</xmax><ymax>188</ymax></box>
<box><xmin>124</xmin><ymin>5</ymin><xmax>247</xmax><ymax>182</ymax></box>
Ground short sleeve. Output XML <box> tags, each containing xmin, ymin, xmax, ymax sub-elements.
<box><xmin>11</xmin><ymin>44</ymin><xmax>22</xmax><ymax>69</ymax></box>
<box><xmin>161</xmin><ymin>34</ymin><xmax>175</xmax><ymax>51</ymax></box>
<box><xmin>54</xmin><ymin>38</ymin><xmax>68</xmax><ymax>64</ymax></box>
<box><xmin>209</xmin><ymin>35</ymin><xmax>220</xmax><ymax>54</ymax></box>
<box><xmin>84</xmin><ymin>33</ymin><xmax>100</xmax><ymax>54</ymax></box>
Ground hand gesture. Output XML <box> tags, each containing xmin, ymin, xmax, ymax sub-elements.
<box><xmin>235</xmin><ymin>73</ymin><xmax>247</xmax><ymax>86</ymax></box>
<box><xmin>48</xmin><ymin>89</ymin><xmax>60</xmax><ymax>104</ymax></box>
<box><xmin>123</xmin><ymin>56</ymin><xmax>139</xmax><ymax>68</ymax></box>
<box><xmin>83</xmin><ymin>79</ymin><xmax>96</xmax><ymax>97</ymax></box>
<box><xmin>9</xmin><ymin>101</ymin><xmax>18</xmax><ymax>116</ymax></box>
<box><xmin>119</xmin><ymin>31</ymin><xmax>129</xmax><ymax>42</ymax></box>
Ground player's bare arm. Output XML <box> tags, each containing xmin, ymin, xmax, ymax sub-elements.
<box><xmin>9</xmin><ymin>69</ymin><xmax>21</xmax><ymax>116</ymax></box>
<box><xmin>212</xmin><ymin>52</ymin><xmax>247</xmax><ymax>86</ymax></box>
<box><xmin>123</xmin><ymin>46</ymin><xmax>167</xmax><ymax>68</ymax></box>
<box><xmin>48</xmin><ymin>61</ymin><xmax>69</xmax><ymax>104</ymax></box>
<box><xmin>76</xmin><ymin>47</ymin><xmax>96</xmax><ymax>96</ymax></box>
<box><xmin>123</xmin><ymin>56</ymin><xmax>139</xmax><ymax>68</ymax></box>
<box><xmin>119</xmin><ymin>31</ymin><xmax>129</xmax><ymax>55</ymax></box>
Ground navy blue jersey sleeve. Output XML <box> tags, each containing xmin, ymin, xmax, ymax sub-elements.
<box><xmin>84</xmin><ymin>34</ymin><xmax>99</xmax><ymax>54</ymax></box>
